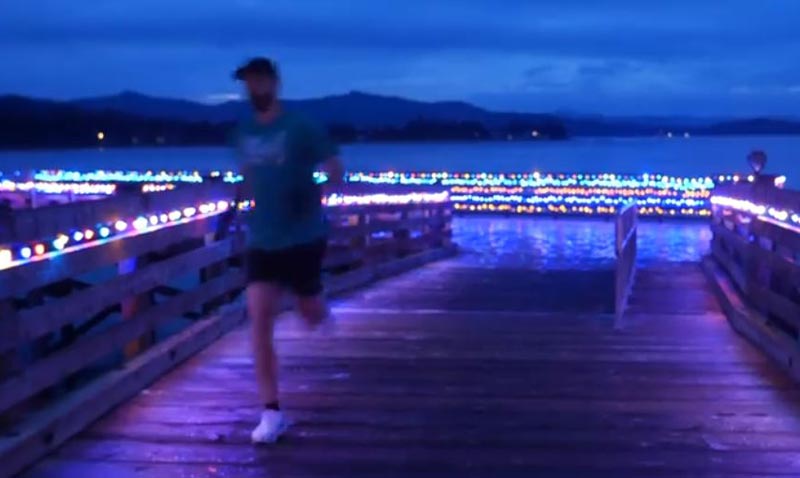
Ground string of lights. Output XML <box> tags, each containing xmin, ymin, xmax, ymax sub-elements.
<box><xmin>0</xmin><ymin>191</ymin><xmax>449</xmax><ymax>271</ymax></box>
<box><xmin>324</xmin><ymin>191</ymin><xmax>449</xmax><ymax>207</ymax></box>
<box><xmin>711</xmin><ymin>195</ymin><xmax>800</xmax><ymax>229</ymax></box>
<box><xmin>6</xmin><ymin>168</ymin><xmax>789</xmax><ymax>220</ymax></box>
<box><xmin>0</xmin><ymin>180</ymin><xmax>117</xmax><ymax>196</ymax></box>
<box><xmin>21</xmin><ymin>169</ymin><xmax>737</xmax><ymax>187</ymax></box>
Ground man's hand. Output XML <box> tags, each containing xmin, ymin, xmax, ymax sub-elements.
<box><xmin>321</xmin><ymin>156</ymin><xmax>345</xmax><ymax>189</ymax></box>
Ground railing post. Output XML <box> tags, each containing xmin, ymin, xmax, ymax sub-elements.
<box><xmin>614</xmin><ymin>203</ymin><xmax>638</xmax><ymax>330</ymax></box>
<box><xmin>119</xmin><ymin>255</ymin><xmax>154</xmax><ymax>358</ymax></box>
<box><xmin>357</xmin><ymin>210</ymin><xmax>371</xmax><ymax>264</ymax></box>
<box><xmin>394</xmin><ymin>208</ymin><xmax>411</xmax><ymax>257</ymax></box>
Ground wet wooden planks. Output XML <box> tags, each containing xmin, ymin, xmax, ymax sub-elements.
<box><xmin>22</xmin><ymin>261</ymin><xmax>800</xmax><ymax>477</ymax></box>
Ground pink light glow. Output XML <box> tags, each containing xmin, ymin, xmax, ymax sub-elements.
<box><xmin>324</xmin><ymin>191</ymin><xmax>449</xmax><ymax>207</ymax></box>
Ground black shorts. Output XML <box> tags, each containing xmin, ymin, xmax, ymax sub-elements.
<box><xmin>245</xmin><ymin>238</ymin><xmax>327</xmax><ymax>297</ymax></box>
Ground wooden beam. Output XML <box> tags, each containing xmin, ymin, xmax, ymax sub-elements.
<box><xmin>0</xmin><ymin>238</ymin><xmax>240</xmax><ymax>352</ymax></box>
<box><xmin>0</xmin><ymin>271</ymin><xmax>244</xmax><ymax>414</ymax></box>
<box><xmin>702</xmin><ymin>256</ymin><xmax>800</xmax><ymax>381</ymax></box>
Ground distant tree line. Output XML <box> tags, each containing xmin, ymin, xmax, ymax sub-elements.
<box><xmin>0</xmin><ymin>96</ymin><xmax>569</xmax><ymax>149</ymax></box>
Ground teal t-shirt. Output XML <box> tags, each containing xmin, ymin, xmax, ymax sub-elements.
<box><xmin>235</xmin><ymin>112</ymin><xmax>338</xmax><ymax>251</ymax></box>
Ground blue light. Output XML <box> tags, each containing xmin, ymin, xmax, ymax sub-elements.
<box><xmin>99</xmin><ymin>226</ymin><xmax>111</xmax><ymax>238</ymax></box>
<box><xmin>20</xmin><ymin>247</ymin><xmax>32</xmax><ymax>259</ymax></box>
<box><xmin>52</xmin><ymin>237</ymin><xmax>67</xmax><ymax>251</ymax></box>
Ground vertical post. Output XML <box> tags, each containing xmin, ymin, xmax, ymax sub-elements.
<box><xmin>119</xmin><ymin>256</ymin><xmax>153</xmax><ymax>358</ymax></box>
<box><xmin>393</xmin><ymin>208</ymin><xmax>411</xmax><ymax>257</ymax></box>
<box><xmin>0</xmin><ymin>299</ymin><xmax>20</xmax><ymax>431</ymax></box>
<box><xmin>442</xmin><ymin>202</ymin><xmax>453</xmax><ymax>247</ymax></box>
<box><xmin>614</xmin><ymin>203</ymin><xmax>637</xmax><ymax>330</ymax></box>
<box><xmin>357</xmin><ymin>210</ymin><xmax>371</xmax><ymax>265</ymax></box>
<box><xmin>0</xmin><ymin>300</ymin><xmax>17</xmax><ymax>379</ymax></box>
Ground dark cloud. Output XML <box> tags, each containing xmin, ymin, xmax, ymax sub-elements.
<box><xmin>1</xmin><ymin>0</ymin><xmax>799</xmax><ymax>115</ymax></box>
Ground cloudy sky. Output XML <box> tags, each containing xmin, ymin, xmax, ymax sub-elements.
<box><xmin>2</xmin><ymin>0</ymin><xmax>799</xmax><ymax>116</ymax></box>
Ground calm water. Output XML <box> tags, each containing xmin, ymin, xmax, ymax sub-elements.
<box><xmin>1</xmin><ymin>135</ymin><xmax>798</xmax><ymax>183</ymax></box>
<box><xmin>453</xmin><ymin>216</ymin><xmax>710</xmax><ymax>269</ymax></box>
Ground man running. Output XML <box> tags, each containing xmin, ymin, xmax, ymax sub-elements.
<box><xmin>232</xmin><ymin>57</ymin><xmax>344</xmax><ymax>443</ymax></box>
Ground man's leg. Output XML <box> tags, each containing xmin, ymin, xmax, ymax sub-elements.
<box><xmin>247</xmin><ymin>281</ymin><xmax>291</xmax><ymax>443</ymax></box>
<box><xmin>245</xmin><ymin>247</ymin><xmax>292</xmax><ymax>444</ymax></box>
<box><xmin>291</xmin><ymin>238</ymin><xmax>330</xmax><ymax>328</ymax></box>
<box><xmin>297</xmin><ymin>293</ymin><xmax>329</xmax><ymax>327</ymax></box>
<box><xmin>246</xmin><ymin>282</ymin><xmax>282</xmax><ymax>405</ymax></box>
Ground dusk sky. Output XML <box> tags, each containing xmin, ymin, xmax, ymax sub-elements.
<box><xmin>2</xmin><ymin>0</ymin><xmax>799</xmax><ymax>116</ymax></box>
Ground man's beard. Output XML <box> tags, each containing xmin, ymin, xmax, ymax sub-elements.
<box><xmin>250</xmin><ymin>93</ymin><xmax>274</xmax><ymax>112</ymax></box>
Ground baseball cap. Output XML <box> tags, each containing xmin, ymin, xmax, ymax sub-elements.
<box><xmin>233</xmin><ymin>57</ymin><xmax>279</xmax><ymax>80</ymax></box>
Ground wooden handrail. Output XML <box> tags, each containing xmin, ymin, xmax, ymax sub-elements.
<box><xmin>710</xmin><ymin>182</ymin><xmax>800</xmax><ymax>340</ymax></box>
<box><xmin>614</xmin><ymin>202</ymin><xmax>638</xmax><ymax>329</ymax></box>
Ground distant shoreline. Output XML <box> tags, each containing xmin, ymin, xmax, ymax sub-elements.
<box><xmin>3</xmin><ymin>91</ymin><xmax>800</xmax><ymax>150</ymax></box>
<box><xmin>5</xmin><ymin>132</ymin><xmax>800</xmax><ymax>153</ymax></box>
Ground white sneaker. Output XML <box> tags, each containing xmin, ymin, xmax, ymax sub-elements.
<box><xmin>316</xmin><ymin>310</ymin><xmax>337</xmax><ymax>336</ymax></box>
<box><xmin>250</xmin><ymin>409</ymin><xmax>290</xmax><ymax>444</ymax></box>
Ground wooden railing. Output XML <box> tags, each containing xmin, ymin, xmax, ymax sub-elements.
<box><xmin>614</xmin><ymin>202</ymin><xmax>638</xmax><ymax>328</ymax></box>
<box><xmin>709</xmin><ymin>181</ymin><xmax>800</xmax><ymax>356</ymax></box>
<box><xmin>0</xmin><ymin>183</ymin><xmax>453</xmax><ymax>477</ymax></box>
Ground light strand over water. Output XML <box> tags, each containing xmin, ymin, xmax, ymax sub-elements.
<box><xmin>0</xmin><ymin>191</ymin><xmax>449</xmax><ymax>271</ymax></box>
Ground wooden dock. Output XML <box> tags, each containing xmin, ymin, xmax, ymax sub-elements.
<box><xmin>3</xmin><ymin>172</ymin><xmax>800</xmax><ymax>477</ymax></box>
<box><xmin>20</xmin><ymin>260</ymin><xmax>800</xmax><ymax>477</ymax></box>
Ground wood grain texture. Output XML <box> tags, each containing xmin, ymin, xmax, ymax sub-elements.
<box><xmin>21</xmin><ymin>260</ymin><xmax>800</xmax><ymax>478</ymax></box>
<box><xmin>2</xmin><ymin>245</ymin><xmax>455</xmax><ymax>478</ymax></box>
<box><xmin>0</xmin><ymin>238</ymin><xmax>239</xmax><ymax>351</ymax></box>
<box><xmin>710</xmin><ymin>188</ymin><xmax>800</xmax><ymax>342</ymax></box>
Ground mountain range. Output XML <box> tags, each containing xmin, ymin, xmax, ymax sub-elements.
<box><xmin>68</xmin><ymin>91</ymin><xmax>800</xmax><ymax>136</ymax></box>
<box><xmin>1</xmin><ymin>90</ymin><xmax>799</xmax><ymax>149</ymax></box>
<box><xmin>70</xmin><ymin>90</ymin><xmax>565</xmax><ymax>130</ymax></box>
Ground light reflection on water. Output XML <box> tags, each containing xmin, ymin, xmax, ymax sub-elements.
<box><xmin>452</xmin><ymin>216</ymin><xmax>711</xmax><ymax>270</ymax></box>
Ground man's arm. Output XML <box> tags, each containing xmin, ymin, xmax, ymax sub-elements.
<box><xmin>321</xmin><ymin>156</ymin><xmax>344</xmax><ymax>186</ymax></box>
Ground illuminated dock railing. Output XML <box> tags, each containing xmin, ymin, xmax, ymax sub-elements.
<box><xmin>705</xmin><ymin>176</ymin><xmax>800</xmax><ymax>377</ymax></box>
<box><xmin>4</xmin><ymin>168</ymin><xmax>775</xmax><ymax>224</ymax></box>
<box><xmin>0</xmin><ymin>179</ymin><xmax>450</xmax><ymax>271</ymax></box>
<box><xmin>346</xmin><ymin>171</ymin><xmax>760</xmax><ymax>218</ymax></box>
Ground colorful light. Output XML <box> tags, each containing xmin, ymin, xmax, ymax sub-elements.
<box><xmin>34</xmin><ymin>244</ymin><xmax>45</xmax><ymax>256</ymax></box>
<box><xmin>149</xmin><ymin>215</ymin><xmax>159</xmax><ymax>226</ymax></box>
<box><xmin>133</xmin><ymin>217</ymin><xmax>149</xmax><ymax>231</ymax></box>
<box><xmin>114</xmin><ymin>220</ymin><xmax>128</xmax><ymax>232</ymax></box>
<box><xmin>84</xmin><ymin>229</ymin><xmax>95</xmax><ymax>240</ymax></box>
<box><xmin>20</xmin><ymin>247</ymin><xmax>32</xmax><ymax>259</ymax></box>
<box><xmin>72</xmin><ymin>231</ymin><xmax>84</xmax><ymax>242</ymax></box>
<box><xmin>99</xmin><ymin>227</ymin><xmax>111</xmax><ymax>238</ymax></box>
<box><xmin>52</xmin><ymin>235</ymin><xmax>69</xmax><ymax>251</ymax></box>
<box><xmin>712</xmin><ymin>195</ymin><xmax>800</xmax><ymax>229</ymax></box>
<box><xmin>33</xmin><ymin>169</ymin><xmax>207</xmax><ymax>184</ymax></box>
<box><xmin>0</xmin><ymin>180</ymin><xmax>116</xmax><ymax>195</ymax></box>
<box><xmin>324</xmin><ymin>191</ymin><xmax>449</xmax><ymax>207</ymax></box>
<box><xmin>0</xmin><ymin>249</ymin><xmax>11</xmax><ymax>267</ymax></box>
